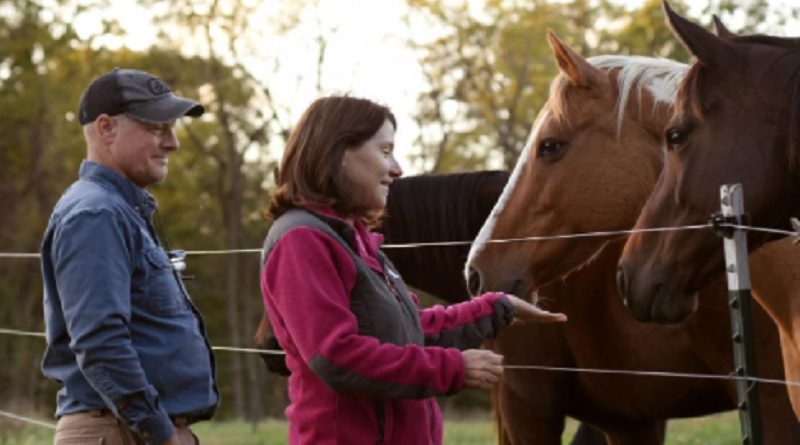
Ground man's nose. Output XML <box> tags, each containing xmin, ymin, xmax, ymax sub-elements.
<box><xmin>162</xmin><ymin>127</ymin><xmax>179</xmax><ymax>151</ymax></box>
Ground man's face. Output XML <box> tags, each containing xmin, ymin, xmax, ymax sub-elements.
<box><xmin>107</xmin><ymin>115</ymin><xmax>179</xmax><ymax>187</ymax></box>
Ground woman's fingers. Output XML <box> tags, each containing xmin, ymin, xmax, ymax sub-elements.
<box><xmin>504</xmin><ymin>294</ymin><xmax>567</xmax><ymax>323</ymax></box>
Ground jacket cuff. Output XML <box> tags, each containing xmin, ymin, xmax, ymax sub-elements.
<box><xmin>136</xmin><ymin>411</ymin><xmax>175</xmax><ymax>445</ymax></box>
<box><xmin>448</xmin><ymin>347</ymin><xmax>466</xmax><ymax>395</ymax></box>
<box><xmin>493</xmin><ymin>293</ymin><xmax>517</xmax><ymax>322</ymax></box>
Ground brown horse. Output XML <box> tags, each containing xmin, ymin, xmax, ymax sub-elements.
<box><xmin>466</xmin><ymin>32</ymin><xmax>799</xmax><ymax>444</ymax></box>
<box><xmin>617</xmin><ymin>3</ymin><xmax>800</xmax><ymax>324</ymax></box>
<box><xmin>617</xmin><ymin>4</ymin><xmax>800</xmax><ymax>416</ymax></box>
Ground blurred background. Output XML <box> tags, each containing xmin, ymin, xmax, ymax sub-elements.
<box><xmin>0</xmin><ymin>0</ymin><xmax>798</xmax><ymax>436</ymax></box>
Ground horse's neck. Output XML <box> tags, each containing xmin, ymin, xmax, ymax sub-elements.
<box><xmin>750</xmin><ymin>238</ymin><xmax>800</xmax><ymax>349</ymax></box>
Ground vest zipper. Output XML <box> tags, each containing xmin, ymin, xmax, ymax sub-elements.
<box><xmin>375</xmin><ymin>400</ymin><xmax>385</xmax><ymax>445</ymax></box>
<box><xmin>383</xmin><ymin>273</ymin><xmax>417</xmax><ymax>329</ymax></box>
<box><xmin>428</xmin><ymin>399</ymin><xmax>436</xmax><ymax>445</ymax></box>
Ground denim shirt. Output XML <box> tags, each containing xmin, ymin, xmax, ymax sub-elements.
<box><xmin>41</xmin><ymin>161</ymin><xmax>218</xmax><ymax>445</ymax></box>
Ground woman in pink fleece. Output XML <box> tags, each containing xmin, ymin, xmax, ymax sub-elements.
<box><xmin>260</xmin><ymin>95</ymin><xmax>566</xmax><ymax>445</ymax></box>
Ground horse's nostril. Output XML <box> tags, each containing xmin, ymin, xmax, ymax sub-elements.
<box><xmin>467</xmin><ymin>267</ymin><xmax>483</xmax><ymax>296</ymax></box>
<box><xmin>616</xmin><ymin>265</ymin><xmax>629</xmax><ymax>306</ymax></box>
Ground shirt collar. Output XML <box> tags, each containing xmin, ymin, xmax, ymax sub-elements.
<box><xmin>305</xmin><ymin>205</ymin><xmax>384</xmax><ymax>249</ymax></box>
<box><xmin>304</xmin><ymin>205</ymin><xmax>386</xmax><ymax>270</ymax></box>
<box><xmin>79</xmin><ymin>160</ymin><xmax>157</xmax><ymax>218</ymax></box>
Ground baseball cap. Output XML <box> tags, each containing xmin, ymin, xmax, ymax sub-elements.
<box><xmin>78</xmin><ymin>68</ymin><xmax>205</xmax><ymax>125</ymax></box>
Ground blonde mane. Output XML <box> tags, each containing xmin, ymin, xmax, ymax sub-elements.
<box><xmin>550</xmin><ymin>55</ymin><xmax>688</xmax><ymax>135</ymax></box>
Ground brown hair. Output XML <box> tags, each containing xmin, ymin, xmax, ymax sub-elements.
<box><xmin>267</xmin><ymin>95</ymin><xmax>397</xmax><ymax>222</ymax></box>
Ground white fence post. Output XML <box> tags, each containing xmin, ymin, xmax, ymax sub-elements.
<box><xmin>718</xmin><ymin>183</ymin><xmax>763</xmax><ymax>445</ymax></box>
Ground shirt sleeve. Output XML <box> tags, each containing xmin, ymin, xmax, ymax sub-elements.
<box><xmin>417</xmin><ymin>292</ymin><xmax>516</xmax><ymax>350</ymax></box>
<box><xmin>262</xmin><ymin>227</ymin><xmax>465</xmax><ymax>399</ymax></box>
<box><xmin>52</xmin><ymin>209</ymin><xmax>174</xmax><ymax>444</ymax></box>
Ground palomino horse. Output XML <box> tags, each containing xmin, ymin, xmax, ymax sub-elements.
<box><xmin>466</xmin><ymin>31</ymin><xmax>799</xmax><ymax>444</ymax></box>
<box><xmin>617</xmin><ymin>3</ymin><xmax>800</xmax><ymax>323</ymax></box>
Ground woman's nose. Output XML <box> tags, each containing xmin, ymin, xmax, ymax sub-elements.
<box><xmin>389</xmin><ymin>156</ymin><xmax>403</xmax><ymax>178</ymax></box>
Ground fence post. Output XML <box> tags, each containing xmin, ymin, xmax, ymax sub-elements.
<box><xmin>718</xmin><ymin>183</ymin><xmax>763</xmax><ymax>445</ymax></box>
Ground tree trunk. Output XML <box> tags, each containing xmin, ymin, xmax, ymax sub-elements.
<box><xmin>222</xmin><ymin>122</ymin><xmax>245</xmax><ymax>418</ymax></box>
<box><xmin>242</xmin><ymin>264</ymin><xmax>264</xmax><ymax>421</ymax></box>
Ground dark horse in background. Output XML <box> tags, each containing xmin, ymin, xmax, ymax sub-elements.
<box><xmin>254</xmin><ymin>170</ymin><xmax>606</xmax><ymax>444</ymax></box>
<box><xmin>618</xmin><ymin>2</ymin><xmax>800</xmax><ymax>418</ymax></box>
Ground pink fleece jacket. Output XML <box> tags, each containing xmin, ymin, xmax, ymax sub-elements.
<box><xmin>260</xmin><ymin>207</ymin><xmax>511</xmax><ymax>445</ymax></box>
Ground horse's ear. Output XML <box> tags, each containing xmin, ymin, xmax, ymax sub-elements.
<box><xmin>664</xmin><ymin>1</ymin><xmax>736</xmax><ymax>67</ymax></box>
<box><xmin>547</xmin><ymin>30</ymin><xmax>601</xmax><ymax>87</ymax></box>
<box><xmin>711</xmin><ymin>14</ymin><xmax>736</xmax><ymax>39</ymax></box>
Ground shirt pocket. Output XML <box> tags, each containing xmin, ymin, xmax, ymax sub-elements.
<box><xmin>144</xmin><ymin>247</ymin><xmax>189</xmax><ymax>316</ymax></box>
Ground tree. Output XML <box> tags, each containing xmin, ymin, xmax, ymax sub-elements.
<box><xmin>407</xmin><ymin>0</ymin><xmax>799</xmax><ymax>173</ymax></box>
<box><xmin>136</xmin><ymin>0</ymin><xmax>335</xmax><ymax>420</ymax></box>
<box><xmin>0</xmin><ymin>0</ymin><xmax>279</xmax><ymax>421</ymax></box>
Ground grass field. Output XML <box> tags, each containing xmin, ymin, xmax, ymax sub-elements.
<box><xmin>0</xmin><ymin>412</ymin><xmax>743</xmax><ymax>444</ymax></box>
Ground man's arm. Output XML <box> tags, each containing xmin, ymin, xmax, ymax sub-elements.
<box><xmin>52</xmin><ymin>209</ymin><xmax>175</xmax><ymax>444</ymax></box>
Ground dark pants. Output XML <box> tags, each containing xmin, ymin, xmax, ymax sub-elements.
<box><xmin>54</xmin><ymin>410</ymin><xmax>198</xmax><ymax>445</ymax></box>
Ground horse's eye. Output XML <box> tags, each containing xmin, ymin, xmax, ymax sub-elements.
<box><xmin>537</xmin><ymin>138</ymin><xmax>566</xmax><ymax>160</ymax></box>
<box><xmin>664</xmin><ymin>127</ymin><xmax>688</xmax><ymax>150</ymax></box>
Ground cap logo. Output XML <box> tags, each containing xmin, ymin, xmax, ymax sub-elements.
<box><xmin>147</xmin><ymin>78</ymin><xmax>170</xmax><ymax>95</ymax></box>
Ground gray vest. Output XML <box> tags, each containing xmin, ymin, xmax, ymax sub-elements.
<box><xmin>262</xmin><ymin>209</ymin><xmax>424</xmax><ymax>348</ymax></box>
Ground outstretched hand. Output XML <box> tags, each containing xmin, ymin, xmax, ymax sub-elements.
<box><xmin>503</xmin><ymin>293</ymin><xmax>567</xmax><ymax>323</ymax></box>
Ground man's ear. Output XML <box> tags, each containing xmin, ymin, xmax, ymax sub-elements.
<box><xmin>94</xmin><ymin>114</ymin><xmax>118</xmax><ymax>145</ymax></box>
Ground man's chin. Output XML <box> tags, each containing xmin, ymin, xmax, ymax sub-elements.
<box><xmin>140</xmin><ymin>171</ymin><xmax>167</xmax><ymax>187</ymax></box>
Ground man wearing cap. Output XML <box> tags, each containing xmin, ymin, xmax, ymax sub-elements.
<box><xmin>40</xmin><ymin>68</ymin><xmax>218</xmax><ymax>445</ymax></box>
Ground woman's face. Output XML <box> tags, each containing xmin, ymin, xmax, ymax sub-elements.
<box><xmin>341</xmin><ymin>119</ymin><xmax>403</xmax><ymax>212</ymax></box>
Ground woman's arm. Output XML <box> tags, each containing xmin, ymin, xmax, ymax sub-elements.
<box><xmin>417</xmin><ymin>293</ymin><xmax>566</xmax><ymax>349</ymax></box>
<box><xmin>262</xmin><ymin>227</ymin><xmax>466</xmax><ymax>399</ymax></box>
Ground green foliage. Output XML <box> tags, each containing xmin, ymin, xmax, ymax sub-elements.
<box><xmin>0</xmin><ymin>0</ymin><xmax>280</xmax><ymax>420</ymax></box>
<box><xmin>407</xmin><ymin>0</ymin><xmax>800</xmax><ymax>173</ymax></box>
<box><xmin>606</xmin><ymin>0</ymin><xmax>693</xmax><ymax>60</ymax></box>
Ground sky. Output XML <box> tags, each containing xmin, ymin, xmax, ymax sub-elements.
<box><xmin>71</xmin><ymin>0</ymin><xmax>798</xmax><ymax>173</ymax></box>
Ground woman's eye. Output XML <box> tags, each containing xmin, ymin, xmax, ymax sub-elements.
<box><xmin>537</xmin><ymin>138</ymin><xmax>566</xmax><ymax>159</ymax></box>
<box><xmin>664</xmin><ymin>127</ymin><xmax>688</xmax><ymax>151</ymax></box>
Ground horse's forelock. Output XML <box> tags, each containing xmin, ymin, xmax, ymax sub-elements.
<box><xmin>548</xmin><ymin>74</ymin><xmax>571</xmax><ymax>127</ymax></box>
<box><xmin>591</xmin><ymin>56</ymin><xmax>687</xmax><ymax>135</ymax></box>
<box><xmin>549</xmin><ymin>55</ymin><xmax>687</xmax><ymax>136</ymax></box>
<box><xmin>674</xmin><ymin>63</ymin><xmax>705</xmax><ymax>124</ymax></box>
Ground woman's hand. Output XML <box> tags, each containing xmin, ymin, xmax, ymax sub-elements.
<box><xmin>503</xmin><ymin>293</ymin><xmax>567</xmax><ymax>323</ymax></box>
<box><xmin>462</xmin><ymin>349</ymin><xmax>504</xmax><ymax>389</ymax></box>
